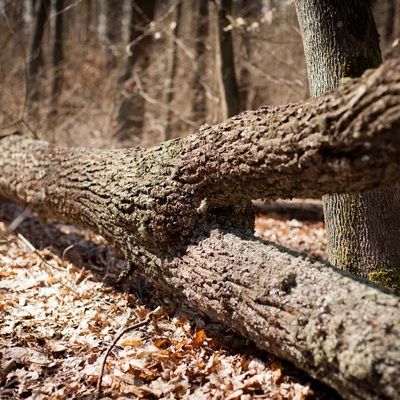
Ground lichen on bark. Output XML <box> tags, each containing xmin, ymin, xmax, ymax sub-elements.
<box><xmin>369</xmin><ymin>266</ymin><xmax>400</xmax><ymax>292</ymax></box>
<box><xmin>1</xmin><ymin>59</ymin><xmax>400</xmax><ymax>400</ymax></box>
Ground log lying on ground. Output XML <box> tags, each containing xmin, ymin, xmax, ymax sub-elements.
<box><xmin>1</xmin><ymin>58</ymin><xmax>400</xmax><ymax>400</ymax></box>
<box><xmin>253</xmin><ymin>199</ymin><xmax>324</xmax><ymax>221</ymax></box>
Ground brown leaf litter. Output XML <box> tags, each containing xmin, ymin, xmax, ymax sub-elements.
<box><xmin>0</xmin><ymin>201</ymin><xmax>338</xmax><ymax>400</ymax></box>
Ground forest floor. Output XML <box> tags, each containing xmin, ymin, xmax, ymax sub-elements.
<box><xmin>0</xmin><ymin>200</ymin><xmax>339</xmax><ymax>400</ymax></box>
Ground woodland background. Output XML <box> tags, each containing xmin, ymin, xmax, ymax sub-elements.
<box><xmin>0</xmin><ymin>1</ymin><xmax>400</xmax><ymax>399</ymax></box>
<box><xmin>1</xmin><ymin>0</ymin><xmax>398</xmax><ymax>149</ymax></box>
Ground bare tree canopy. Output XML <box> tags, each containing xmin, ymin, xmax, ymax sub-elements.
<box><xmin>1</xmin><ymin>58</ymin><xmax>400</xmax><ymax>399</ymax></box>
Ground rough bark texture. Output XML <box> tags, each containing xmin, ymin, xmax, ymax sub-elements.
<box><xmin>295</xmin><ymin>0</ymin><xmax>400</xmax><ymax>290</ymax></box>
<box><xmin>295</xmin><ymin>0</ymin><xmax>382</xmax><ymax>96</ymax></box>
<box><xmin>1</xmin><ymin>59</ymin><xmax>400</xmax><ymax>399</ymax></box>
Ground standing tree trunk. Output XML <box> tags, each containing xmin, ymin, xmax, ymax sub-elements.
<box><xmin>26</xmin><ymin>0</ymin><xmax>50</xmax><ymax>115</ymax></box>
<box><xmin>214</xmin><ymin>0</ymin><xmax>240</xmax><ymax>119</ymax></box>
<box><xmin>295</xmin><ymin>0</ymin><xmax>400</xmax><ymax>291</ymax></box>
<box><xmin>192</xmin><ymin>0</ymin><xmax>209</xmax><ymax>123</ymax></box>
<box><xmin>237</xmin><ymin>0</ymin><xmax>263</xmax><ymax>110</ymax></box>
<box><xmin>79</xmin><ymin>0</ymin><xmax>91</xmax><ymax>43</ymax></box>
<box><xmin>161</xmin><ymin>0</ymin><xmax>182</xmax><ymax>140</ymax></box>
<box><xmin>119</xmin><ymin>0</ymin><xmax>156</xmax><ymax>83</ymax></box>
<box><xmin>51</xmin><ymin>0</ymin><xmax>64</xmax><ymax>112</ymax></box>
<box><xmin>113</xmin><ymin>0</ymin><xmax>156</xmax><ymax>142</ymax></box>
<box><xmin>105</xmin><ymin>0</ymin><xmax>123</xmax><ymax>70</ymax></box>
<box><xmin>3</xmin><ymin>1</ymin><xmax>25</xmax><ymax>36</ymax></box>
<box><xmin>384</xmin><ymin>0</ymin><xmax>396</xmax><ymax>45</ymax></box>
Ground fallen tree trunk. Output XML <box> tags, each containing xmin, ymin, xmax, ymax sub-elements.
<box><xmin>1</xmin><ymin>59</ymin><xmax>400</xmax><ymax>399</ymax></box>
<box><xmin>253</xmin><ymin>199</ymin><xmax>324</xmax><ymax>221</ymax></box>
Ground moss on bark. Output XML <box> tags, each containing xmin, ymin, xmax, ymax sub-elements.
<box><xmin>369</xmin><ymin>266</ymin><xmax>400</xmax><ymax>292</ymax></box>
<box><xmin>340</xmin><ymin>52</ymin><xmax>382</xmax><ymax>79</ymax></box>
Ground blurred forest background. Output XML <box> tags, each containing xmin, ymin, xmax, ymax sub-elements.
<box><xmin>0</xmin><ymin>0</ymin><xmax>399</xmax><ymax>149</ymax></box>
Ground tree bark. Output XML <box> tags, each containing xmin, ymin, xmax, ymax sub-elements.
<box><xmin>1</xmin><ymin>59</ymin><xmax>400</xmax><ymax>399</ymax></box>
<box><xmin>192</xmin><ymin>0</ymin><xmax>209</xmax><ymax>122</ymax></box>
<box><xmin>384</xmin><ymin>0</ymin><xmax>396</xmax><ymax>45</ymax></box>
<box><xmin>113</xmin><ymin>0</ymin><xmax>156</xmax><ymax>141</ymax></box>
<box><xmin>79</xmin><ymin>0</ymin><xmax>92</xmax><ymax>43</ymax></box>
<box><xmin>214</xmin><ymin>0</ymin><xmax>240</xmax><ymax>119</ymax></box>
<box><xmin>295</xmin><ymin>0</ymin><xmax>400</xmax><ymax>291</ymax></box>
<box><xmin>237</xmin><ymin>0</ymin><xmax>263</xmax><ymax>110</ymax></box>
<box><xmin>105</xmin><ymin>0</ymin><xmax>123</xmax><ymax>69</ymax></box>
<box><xmin>51</xmin><ymin>0</ymin><xmax>64</xmax><ymax>111</ymax></box>
<box><xmin>161</xmin><ymin>0</ymin><xmax>182</xmax><ymax>140</ymax></box>
<box><xmin>26</xmin><ymin>0</ymin><xmax>50</xmax><ymax>114</ymax></box>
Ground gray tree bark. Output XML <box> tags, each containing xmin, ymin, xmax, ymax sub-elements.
<box><xmin>295</xmin><ymin>0</ymin><xmax>400</xmax><ymax>291</ymax></box>
<box><xmin>1</xmin><ymin>59</ymin><xmax>400</xmax><ymax>399</ymax></box>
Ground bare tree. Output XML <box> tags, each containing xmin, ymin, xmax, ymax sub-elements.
<box><xmin>214</xmin><ymin>0</ymin><xmax>240</xmax><ymax>119</ymax></box>
<box><xmin>78</xmin><ymin>0</ymin><xmax>99</xmax><ymax>43</ymax></box>
<box><xmin>105</xmin><ymin>0</ymin><xmax>123</xmax><ymax>69</ymax></box>
<box><xmin>2</xmin><ymin>1</ymin><xmax>24</xmax><ymax>36</ymax></box>
<box><xmin>236</xmin><ymin>0</ymin><xmax>263</xmax><ymax>109</ymax></box>
<box><xmin>161</xmin><ymin>0</ymin><xmax>182</xmax><ymax>139</ymax></box>
<box><xmin>113</xmin><ymin>0</ymin><xmax>156</xmax><ymax>141</ymax></box>
<box><xmin>2</xmin><ymin>2</ymin><xmax>400</xmax><ymax>398</ymax></box>
<box><xmin>192</xmin><ymin>1</ymin><xmax>209</xmax><ymax>122</ymax></box>
<box><xmin>51</xmin><ymin>0</ymin><xmax>64</xmax><ymax>111</ymax></box>
<box><xmin>26</xmin><ymin>0</ymin><xmax>50</xmax><ymax>115</ymax></box>
<box><xmin>384</xmin><ymin>0</ymin><xmax>396</xmax><ymax>44</ymax></box>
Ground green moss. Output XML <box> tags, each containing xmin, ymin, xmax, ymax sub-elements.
<box><xmin>163</xmin><ymin>139</ymin><xmax>175</xmax><ymax>149</ymax></box>
<box><xmin>369</xmin><ymin>266</ymin><xmax>400</xmax><ymax>292</ymax></box>
<box><xmin>138</xmin><ymin>224</ymin><xmax>149</xmax><ymax>239</ymax></box>
<box><xmin>162</xmin><ymin>139</ymin><xmax>179</xmax><ymax>156</ymax></box>
<box><xmin>340</xmin><ymin>52</ymin><xmax>382</xmax><ymax>79</ymax></box>
<box><xmin>333</xmin><ymin>246</ymin><xmax>400</xmax><ymax>292</ymax></box>
<box><xmin>107</xmin><ymin>169</ymin><xmax>119</xmax><ymax>181</ymax></box>
<box><xmin>338</xmin><ymin>77</ymin><xmax>353</xmax><ymax>86</ymax></box>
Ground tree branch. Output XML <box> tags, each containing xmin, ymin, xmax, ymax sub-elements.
<box><xmin>0</xmin><ymin>58</ymin><xmax>400</xmax><ymax>399</ymax></box>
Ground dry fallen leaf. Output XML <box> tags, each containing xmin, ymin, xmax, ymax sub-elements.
<box><xmin>118</xmin><ymin>336</ymin><xmax>144</xmax><ymax>347</ymax></box>
<box><xmin>0</xmin><ymin>202</ymin><xmax>334</xmax><ymax>399</ymax></box>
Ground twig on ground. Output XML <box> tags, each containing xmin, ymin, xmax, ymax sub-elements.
<box><xmin>18</xmin><ymin>233</ymin><xmax>65</xmax><ymax>272</ymax></box>
<box><xmin>95</xmin><ymin>306</ymin><xmax>161</xmax><ymax>400</ymax></box>
<box><xmin>17</xmin><ymin>233</ymin><xmax>79</xmax><ymax>295</ymax></box>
